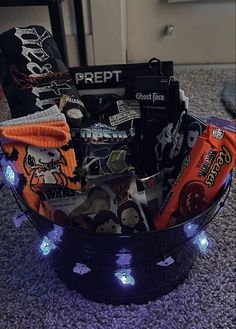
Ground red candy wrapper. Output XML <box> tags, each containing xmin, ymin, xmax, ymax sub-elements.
<box><xmin>154</xmin><ymin>116</ymin><xmax>236</xmax><ymax>230</ymax></box>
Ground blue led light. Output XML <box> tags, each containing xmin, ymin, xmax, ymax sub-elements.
<box><xmin>5</xmin><ymin>165</ymin><xmax>15</xmax><ymax>185</ymax></box>
<box><xmin>115</xmin><ymin>269</ymin><xmax>135</xmax><ymax>286</ymax></box>
<box><xmin>222</xmin><ymin>172</ymin><xmax>232</xmax><ymax>188</ymax></box>
<box><xmin>193</xmin><ymin>231</ymin><xmax>209</xmax><ymax>253</ymax></box>
<box><xmin>13</xmin><ymin>211</ymin><xmax>27</xmax><ymax>228</ymax></box>
<box><xmin>73</xmin><ymin>263</ymin><xmax>92</xmax><ymax>275</ymax></box>
<box><xmin>184</xmin><ymin>223</ymin><xmax>198</xmax><ymax>238</ymax></box>
<box><xmin>116</xmin><ymin>251</ymin><xmax>132</xmax><ymax>266</ymax></box>
<box><xmin>48</xmin><ymin>225</ymin><xmax>63</xmax><ymax>244</ymax></box>
<box><xmin>40</xmin><ymin>236</ymin><xmax>56</xmax><ymax>256</ymax></box>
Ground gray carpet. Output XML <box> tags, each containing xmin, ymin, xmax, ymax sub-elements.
<box><xmin>221</xmin><ymin>78</ymin><xmax>236</xmax><ymax>118</ymax></box>
<box><xmin>0</xmin><ymin>68</ymin><xmax>235</xmax><ymax>329</ymax></box>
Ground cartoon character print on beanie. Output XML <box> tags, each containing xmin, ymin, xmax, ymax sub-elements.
<box><xmin>23</xmin><ymin>145</ymin><xmax>68</xmax><ymax>189</ymax></box>
<box><xmin>0</xmin><ymin>118</ymin><xmax>81</xmax><ymax>212</ymax></box>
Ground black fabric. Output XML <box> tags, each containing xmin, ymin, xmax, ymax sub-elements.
<box><xmin>126</xmin><ymin>76</ymin><xmax>183</xmax><ymax>176</ymax></box>
<box><xmin>0</xmin><ymin>26</ymin><xmax>80</xmax><ymax>118</ymax></box>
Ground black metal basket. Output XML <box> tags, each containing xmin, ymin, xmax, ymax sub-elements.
<box><xmin>9</xmin><ymin>170</ymin><xmax>231</xmax><ymax>305</ymax></box>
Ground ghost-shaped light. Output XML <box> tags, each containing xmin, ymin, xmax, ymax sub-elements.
<box><xmin>40</xmin><ymin>236</ymin><xmax>56</xmax><ymax>256</ymax></box>
<box><xmin>115</xmin><ymin>268</ymin><xmax>135</xmax><ymax>286</ymax></box>
<box><xmin>193</xmin><ymin>231</ymin><xmax>209</xmax><ymax>253</ymax></box>
<box><xmin>184</xmin><ymin>222</ymin><xmax>198</xmax><ymax>238</ymax></box>
<box><xmin>5</xmin><ymin>165</ymin><xmax>15</xmax><ymax>185</ymax></box>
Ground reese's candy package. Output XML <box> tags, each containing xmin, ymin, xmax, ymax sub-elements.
<box><xmin>153</xmin><ymin>116</ymin><xmax>236</xmax><ymax>230</ymax></box>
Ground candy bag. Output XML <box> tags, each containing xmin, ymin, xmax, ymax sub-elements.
<box><xmin>153</xmin><ymin>116</ymin><xmax>236</xmax><ymax>230</ymax></box>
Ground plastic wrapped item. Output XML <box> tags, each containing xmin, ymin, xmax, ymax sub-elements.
<box><xmin>154</xmin><ymin>116</ymin><xmax>236</xmax><ymax>230</ymax></box>
<box><xmin>135</xmin><ymin>172</ymin><xmax>163</xmax><ymax>218</ymax></box>
<box><xmin>38</xmin><ymin>174</ymin><xmax>151</xmax><ymax>234</ymax></box>
<box><xmin>77</xmin><ymin>122</ymin><xmax>136</xmax><ymax>179</ymax></box>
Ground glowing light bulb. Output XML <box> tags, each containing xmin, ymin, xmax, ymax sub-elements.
<box><xmin>193</xmin><ymin>231</ymin><xmax>209</xmax><ymax>253</ymax></box>
<box><xmin>184</xmin><ymin>223</ymin><xmax>198</xmax><ymax>238</ymax></box>
<box><xmin>121</xmin><ymin>274</ymin><xmax>129</xmax><ymax>284</ymax></box>
<box><xmin>40</xmin><ymin>236</ymin><xmax>56</xmax><ymax>256</ymax></box>
<box><xmin>13</xmin><ymin>211</ymin><xmax>27</xmax><ymax>228</ymax></box>
<box><xmin>115</xmin><ymin>269</ymin><xmax>135</xmax><ymax>286</ymax></box>
<box><xmin>200</xmin><ymin>238</ymin><xmax>207</xmax><ymax>245</ymax></box>
<box><xmin>5</xmin><ymin>165</ymin><xmax>15</xmax><ymax>185</ymax></box>
<box><xmin>48</xmin><ymin>225</ymin><xmax>63</xmax><ymax>243</ymax></box>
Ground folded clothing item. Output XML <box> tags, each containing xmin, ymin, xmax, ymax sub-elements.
<box><xmin>126</xmin><ymin>76</ymin><xmax>188</xmax><ymax>177</ymax></box>
<box><xmin>0</xmin><ymin>107</ymin><xmax>81</xmax><ymax>212</ymax></box>
<box><xmin>0</xmin><ymin>26</ymin><xmax>83</xmax><ymax>119</ymax></box>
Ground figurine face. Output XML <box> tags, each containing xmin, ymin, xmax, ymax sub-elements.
<box><xmin>120</xmin><ymin>207</ymin><xmax>140</xmax><ymax>228</ymax></box>
<box><xmin>96</xmin><ymin>218</ymin><xmax>121</xmax><ymax>234</ymax></box>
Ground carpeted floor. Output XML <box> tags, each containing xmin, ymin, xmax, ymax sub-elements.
<box><xmin>0</xmin><ymin>68</ymin><xmax>235</xmax><ymax>329</ymax></box>
<box><xmin>221</xmin><ymin>78</ymin><xmax>236</xmax><ymax>118</ymax></box>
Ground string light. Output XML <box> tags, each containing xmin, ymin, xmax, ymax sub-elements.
<box><xmin>184</xmin><ymin>223</ymin><xmax>198</xmax><ymax>238</ymax></box>
<box><xmin>48</xmin><ymin>225</ymin><xmax>63</xmax><ymax>244</ymax></box>
<box><xmin>13</xmin><ymin>211</ymin><xmax>27</xmax><ymax>228</ymax></box>
<box><xmin>40</xmin><ymin>236</ymin><xmax>56</xmax><ymax>256</ymax></box>
<box><xmin>73</xmin><ymin>263</ymin><xmax>92</xmax><ymax>275</ymax></box>
<box><xmin>193</xmin><ymin>231</ymin><xmax>209</xmax><ymax>253</ymax></box>
<box><xmin>5</xmin><ymin>165</ymin><xmax>15</xmax><ymax>185</ymax></box>
<box><xmin>115</xmin><ymin>269</ymin><xmax>135</xmax><ymax>286</ymax></box>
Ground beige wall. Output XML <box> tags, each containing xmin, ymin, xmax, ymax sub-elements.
<box><xmin>127</xmin><ymin>0</ymin><xmax>235</xmax><ymax>64</ymax></box>
<box><xmin>0</xmin><ymin>0</ymin><xmax>235</xmax><ymax>66</ymax></box>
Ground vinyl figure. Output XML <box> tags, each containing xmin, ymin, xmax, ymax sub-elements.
<box><xmin>93</xmin><ymin>210</ymin><xmax>121</xmax><ymax>234</ymax></box>
<box><xmin>118</xmin><ymin>200</ymin><xmax>148</xmax><ymax>234</ymax></box>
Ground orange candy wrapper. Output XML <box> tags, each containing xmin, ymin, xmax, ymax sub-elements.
<box><xmin>154</xmin><ymin>116</ymin><xmax>236</xmax><ymax>230</ymax></box>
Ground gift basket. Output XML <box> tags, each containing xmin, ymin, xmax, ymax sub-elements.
<box><xmin>0</xmin><ymin>26</ymin><xmax>235</xmax><ymax>305</ymax></box>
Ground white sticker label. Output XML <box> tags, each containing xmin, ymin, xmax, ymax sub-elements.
<box><xmin>117</xmin><ymin>100</ymin><xmax>140</xmax><ymax>113</ymax></box>
<box><xmin>212</xmin><ymin>128</ymin><xmax>224</xmax><ymax>140</ymax></box>
<box><xmin>109</xmin><ymin>110</ymin><xmax>141</xmax><ymax>126</ymax></box>
<box><xmin>109</xmin><ymin>101</ymin><xmax>141</xmax><ymax>126</ymax></box>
